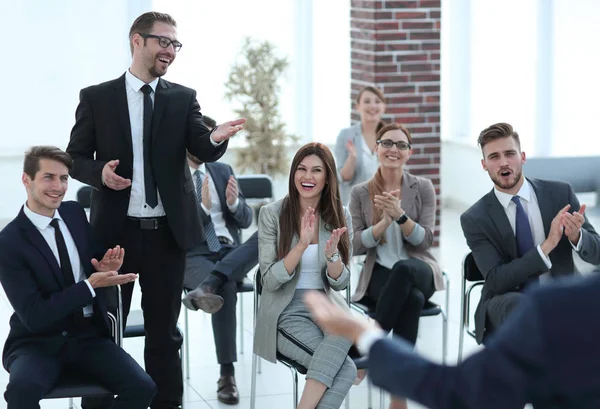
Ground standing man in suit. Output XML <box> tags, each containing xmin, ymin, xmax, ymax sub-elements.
<box><xmin>0</xmin><ymin>146</ymin><xmax>156</xmax><ymax>409</ymax></box>
<box><xmin>304</xmin><ymin>273</ymin><xmax>600</xmax><ymax>409</ymax></box>
<box><xmin>460</xmin><ymin>122</ymin><xmax>600</xmax><ymax>343</ymax></box>
<box><xmin>180</xmin><ymin>116</ymin><xmax>258</xmax><ymax>404</ymax></box>
<box><xmin>66</xmin><ymin>12</ymin><xmax>245</xmax><ymax>409</ymax></box>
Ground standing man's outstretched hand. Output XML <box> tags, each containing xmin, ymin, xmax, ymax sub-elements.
<box><xmin>211</xmin><ymin>118</ymin><xmax>246</xmax><ymax>143</ymax></box>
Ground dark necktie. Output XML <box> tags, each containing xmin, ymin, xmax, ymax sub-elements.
<box><xmin>511</xmin><ymin>196</ymin><xmax>535</xmax><ymax>257</ymax></box>
<box><xmin>50</xmin><ymin>219</ymin><xmax>76</xmax><ymax>287</ymax></box>
<box><xmin>193</xmin><ymin>169</ymin><xmax>221</xmax><ymax>252</ymax></box>
<box><xmin>141</xmin><ymin>84</ymin><xmax>158</xmax><ymax>208</ymax></box>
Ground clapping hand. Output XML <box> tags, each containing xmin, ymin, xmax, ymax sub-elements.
<box><xmin>299</xmin><ymin>207</ymin><xmax>316</xmax><ymax>248</ymax></box>
<box><xmin>346</xmin><ymin>140</ymin><xmax>357</xmax><ymax>158</ymax></box>
<box><xmin>102</xmin><ymin>160</ymin><xmax>132</xmax><ymax>190</ymax></box>
<box><xmin>225</xmin><ymin>176</ymin><xmax>238</xmax><ymax>206</ymax></box>
<box><xmin>562</xmin><ymin>204</ymin><xmax>586</xmax><ymax>244</ymax></box>
<box><xmin>91</xmin><ymin>245</ymin><xmax>125</xmax><ymax>272</ymax></box>
<box><xmin>211</xmin><ymin>118</ymin><xmax>247</xmax><ymax>143</ymax></box>
<box><xmin>325</xmin><ymin>227</ymin><xmax>347</xmax><ymax>259</ymax></box>
<box><xmin>374</xmin><ymin>189</ymin><xmax>403</xmax><ymax>220</ymax></box>
<box><xmin>202</xmin><ymin>175</ymin><xmax>212</xmax><ymax>210</ymax></box>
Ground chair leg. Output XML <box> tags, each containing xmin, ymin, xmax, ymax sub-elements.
<box><xmin>380</xmin><ymin>388</ymin><xmax>385</xmax><ymax>409</ymax></box>
<box><xmin>290</xmin><ymin>366</ymin><xmax>299</xmax><ymax>408</ymax></box>
<box><xmin>184</xmin><ymin>306</ymin><xmax>190</xmax><ymax>379</ymax></box>
<box><xmin>258</xmin><ymin>356</ymin><xmax>262</xmax><ymax>374</ymax></box>
<box><xmin>442</xmin><ymin>310</ymin><xmax>448</xmax><ymax>364</ymax></box>
<box><xmin>240</xmin><ymin>292</ymin><xmax>245</xmax><ymax>354</ymax></box>
<box><xmin>345</xmin><ymin>392</ymin><xmax>350</xmax><ymax>409</ymax></box>
<box><xmin>250</xmin><ymin>352</ymin><xmax>258</xmax><ymax>409</ymax></box>
<box><xmin>69</xmin><ymin>397</ymin><xmax>74</xmax><ymax>409</ymax></box>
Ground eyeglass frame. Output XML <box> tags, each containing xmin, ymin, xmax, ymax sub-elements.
<box><xmin>137</xmin><ymin>33</ymin><xmax>183</xmax><ymax>52</ymax></box>
<box><xmin>376</xmin><ymin>139</ymin><xmax>412</xmax><ymax>150</ymax></box>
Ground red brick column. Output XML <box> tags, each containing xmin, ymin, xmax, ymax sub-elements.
<box><xmin>350</xmin><ymin>0</ymin><xmax>441</xmax><ymax>244</ymax></box>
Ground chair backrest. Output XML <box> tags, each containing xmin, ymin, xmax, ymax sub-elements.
<box><xmin>77</xmin><ymin>185</ymin><xmax>93</xmax><ymax>209</ymax></box>
<box><xmin>463</xmin><ymin>252</ymin><xmax>484</xmax><ymax>282</ymax></box>
<box><xmin>237</xmin><ymin>174</ymin><xmax>274</xmax><ymax>201</ymax></box>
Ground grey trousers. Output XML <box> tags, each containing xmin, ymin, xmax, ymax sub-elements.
<box><xmin>277</xmin><ymin>291</ymin><xmax>357</xmax><ymax>409</ymax></box>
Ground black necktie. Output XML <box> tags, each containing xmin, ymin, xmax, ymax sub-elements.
<box><xmin>141</xmin><ymin>84</ymin><xmax>158</xmax><ymax>208</ymax></box>
<box><xmin>50</xmin><ymin>219</ymin><xmax>75</xmax><ymax>287</ymax></box>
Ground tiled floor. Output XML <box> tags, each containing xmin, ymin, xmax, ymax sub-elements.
<box><xmin>1</xmin><ymin>205</ymin><xmax>597</xmax><ymax>408</ymax></box>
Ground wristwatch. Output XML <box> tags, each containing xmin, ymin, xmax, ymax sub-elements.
<box><xmin>326</xmin><ymin>252</ymin><xmax>340</xmax><ymax>263</ymax></box>
<box><xmin>396</xmin><ymin>213</ymin><xmax>409</xmax><ymax>225</ymax></box>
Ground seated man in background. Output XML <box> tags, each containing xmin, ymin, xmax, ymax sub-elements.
<box><xmin>460</xmin><ymin>122</ymin><xmax>600</xmax><ymax>344</ymax></box>
<box><xmin>181</xmin><ymin>116</ymin><xmax>258</xmax><ymax>405</ymax></box>
<box><xmin>0</xmin><ymin>146</ymin><xmax>155</xmax><ymax>409</ymax></box>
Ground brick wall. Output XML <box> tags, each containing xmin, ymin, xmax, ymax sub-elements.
<box><xmin>350</xmin><ymin>0</ymin><xmax>441</xmax><ymax>244</ymax></box>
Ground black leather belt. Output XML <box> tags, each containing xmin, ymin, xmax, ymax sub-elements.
<box><xmin>126</xmin><ymin>216</ymin><xmax>168</xmax><ymax>230</ymax></box>
<box><xmin>217</xmin><ymin>236</ymin><xmax>234</xmax><ymax>245</ymax></box>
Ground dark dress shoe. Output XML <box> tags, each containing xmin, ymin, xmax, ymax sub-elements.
<box><xmin>182</xmin><ymin>284</ymin><xmax>224</xmax><ymax>314</ymax></box>
<box><xmin>217</xmin><ymin>375</ymin><xmax>239</xmax><ymax>405</ymax></box>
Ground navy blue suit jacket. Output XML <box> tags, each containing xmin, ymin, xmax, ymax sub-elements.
<box><xmin>368</xmin><ymin>274</ymin><xmax>600</xmax><ymax>409</ymax></box>
<box><xmin>0</xmin><ymin>201</ymin><xmax>111</xmax><ymax>370</ymax></box>
<box><xmin>195</xmin><ymin>162</ymin><xmax>252</xmax><ymax>249</ymax></box>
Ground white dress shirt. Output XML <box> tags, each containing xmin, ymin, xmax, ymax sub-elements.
<box><xmin>23</xmin><ymin>205</ymin><xmax>95</xmax><ymax>316</ymax></box>
<box><xmin>296</xmin><ymin>244</ymin><xmax>324</xmax><ymax>290</ymax></box>
<box><xmin>125</xmin><ymin>70</ymin><xmax>165</xmax><ymax>217</ymax></box>
<box><xmin>190</xmin><ymin>164</ymin><xmax>239</xmax><ymax>243</ymax></box>
<box><xmin>494</xmin><ymin>179</ymin><xmax>582</xmax><ymax>280</ymax></box>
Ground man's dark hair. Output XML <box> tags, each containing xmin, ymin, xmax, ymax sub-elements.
<box><xmin>202</xmin><ymin>115</ymin><xmax>217</xmax><ymax>130</ymax></box>
<box><xmin>129</xmin><ymin>12</ymin><xmax>177</xmax><ymax>54</ymax></box>
<box><xmin>23</xmin><ymin>146</ymin><xmax>73</xmax><ymax>179</ymax></box>
<box><xmin>478</xmin><ymin>122</ymin><xmax>521</xmax><ymax>152</ymax></box>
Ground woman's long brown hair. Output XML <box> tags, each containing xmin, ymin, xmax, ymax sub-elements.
<box><xmin>368</xmin><ymin>122</ymin><xmax>413</xmax><ymax>227</ymax></box>
<box><xmin>278</xmin><ymin>143</ymin><xmax>350</xmax><ymax>265</ymax></box>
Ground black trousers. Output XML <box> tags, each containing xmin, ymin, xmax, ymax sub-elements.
<box><xmin>5</xmin><ymin>328</ymin><xmax>155</xmax><ymax>409</ymax></box>
<box><xmin>365</xmin><ymin>259</ymin><xmax>435</xmax><ymax>344</ymax></box>
<box><xmin>118</xmin><ymin>220</ymin><xmax>186</xmax><ymax>409</ymax></box>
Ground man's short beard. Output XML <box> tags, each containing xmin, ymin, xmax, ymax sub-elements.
<box><xmin>491</xmin><ymin>169</ymin><xmax>523</xmax><ymax>191</ymax></box>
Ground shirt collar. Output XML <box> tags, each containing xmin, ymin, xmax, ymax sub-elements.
<box><xmin>125</xmin><ymin>69</ymin><xmax>159</xmax><ymax>93</ymax></box>
<box><xmin>189</xmin><ymin>163</ymin><xmax>206</xmax><ymax>176</ymax></box>
<box><xmin>23</xmin><ymin>203</ymin><xmax>63</xmax><ymax>230</ymax></box>
<box><xmin>494</xmin><ymin>178</ymin><xmax>532</xmax><ymax>210</ymax></box>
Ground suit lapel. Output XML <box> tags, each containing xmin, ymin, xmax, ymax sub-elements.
<box><xmin>484</xmin><ymin>190</ymin><xmax>518</xmax><ymax>259</ymax></box>
<box><xmin>113</xmin><ymin>74</ymin><xmax>133</xmax><ymax>151</ymax></box>
<box><xmin>152</xmin><ymin>79</ymin><xmax>169</xmax><ymax>148</ymax></box>
<box><xmin>207</xmin><ymin>164</ymin><xmax>228</xmax><ymax>211</ymax></box>
<box><xmin>529</xmin><ymin>178</ymin><xmax>553</xmax><ymax>237</ymax></box>
<box><xmin>17</xmin><ymin>210</ymin><xmax>65</xmax><ymax>288</ymax></box>
<box><xmin>401</xmin><ymin>173</ymin><xmax>418</xmax><ymax>211</ymax></box>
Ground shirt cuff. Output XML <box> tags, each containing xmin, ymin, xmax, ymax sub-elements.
<box><xmin>361</xmin><ymin>227</ymin><xmax>380</xmax><ymax>248</ymax></box>
<box><xmin>209</xmin><ymin>128</ymin><xmax>224</xmax><ymax>146</ymax></box>
<box><xmin>536</xmin><ymin>245</ymin><xmax>553</xmax><ymax>270</ymax></box>
<box><xmin>227</xmin><ymin>198</ymin><xmax>240</xmax><ymax>213</ymax></box>
<box><xmin>404</xmin><ymin>223</ymin><xmax>425</xmax><ymax>246</ymax></box>
<box><xmin>84</xmin><ymin>279</ymin><xmax>96</xmax><ymax>297</ymax></box>
<box><xmin>570</xmin><ymin>229</ymin><xmax>583</xmax><ymax>251</ymax></box>
<box><xmin>356</xmin><ymin>328</ymin><xmax>386</xmax><ymax>356</ymax></box>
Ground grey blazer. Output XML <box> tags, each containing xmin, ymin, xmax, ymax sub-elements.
<box><xmin>335</xmin><ymin>123</ymin><xmax>375</xmax><ymax>205</ymax></box>
<box><xmin>461</xmin><ymin>178</ymin><xmax>600</xmax><ymax>343</ymax></box>
<box><xmin>253</xmin><ymin>199</ymin><xmax>353</xmax><ymax>363</ymax></box>
<box><xmin>349</xmin><ymin>172</ymin><xmax>444</xmax><ymax>302</ymax></box>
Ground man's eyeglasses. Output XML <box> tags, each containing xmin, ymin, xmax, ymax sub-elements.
<box><xmin>138</xmin><ymin>33</ymin><xmax>183</xmax><ymax>52</ymax></box>
<box><xmin>377</xmin><ymin>139</ymin><xmax>411</xmax><ymax>150</ymax></box>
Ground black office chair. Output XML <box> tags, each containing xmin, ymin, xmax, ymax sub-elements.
<box><xmin>76</xmin><ymin>185</ymin><xmax>93</xmax><ymax>209</ymax></box>
<box><xmin>43</xmin><ymin>289</ymin><xmax>120</xmax><ymax>408</ymax></box>
<box><xmin>249</xmin><ymin>268</ymin><xmax>371</xmax><ymax>409</ymax></box>
<box><xmin>237</xmin><ymin>174</ymin><xmax>274</xmax><ymax>221</ymax></box>
<box><xmin>457</xmin><ymin>252</ymin><xmax>485</xmax><ymax>363</ymax></box>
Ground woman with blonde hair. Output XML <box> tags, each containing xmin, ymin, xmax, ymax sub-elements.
<box><xmin>349</xmin><ymin>123</ymin><xmax>444</xmax><ymax>409</ymax></box>
<box><xmin>335</xmin><ymin>86</ymin><xmax>387</xmax><ymax>205</ymax></box>
<box><xmin>254</xmin><ymin>142</ymin><xmax>356</xmax><ymax>409</ymax></box>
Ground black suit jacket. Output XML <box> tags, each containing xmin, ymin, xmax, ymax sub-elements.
<box><xmin>194</xmin><ymin>162</ymin><xmax>253</xmax><ymax>250</ymax></box>
<box><xmin>460</xmin><ymin>178</ymin><xmax>600</xmax><ymax>343</ymax></box>
<box><xmin>0</xmin><ymin>201</ymin><xmax>111</xmax><ymax>369</ymax></box>
<box><xmin>66</xmin><ymin>73</ymin><xmax>228</xmax><ymax>250</ymax></box>
<box><xmin>368</xmin><ymin>274</ymin><xmax>600</xmax><ymax>409</ymax></box>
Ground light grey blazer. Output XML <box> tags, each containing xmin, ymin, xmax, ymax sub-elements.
<box><xmin>335</xmin><ymin>123</ymin><xmax>376</xmax><ymax>205</ymax></box>
<box><xmin>349</xmin><ymin>172</ymin><xmax>444</xmax><ymax>302</ymax></box>
<box><xmin>253</xmin><ymin>199</ymin><xmax>353</xmax><ymax>363</ymax></box>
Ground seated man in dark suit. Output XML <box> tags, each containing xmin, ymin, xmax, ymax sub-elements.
<box><xmin>0</xmin><ymin>146</ymin><xmax>156</xmax><ymax>409</ymax></box>
<box><xmin>460</xmin><ymin>122</ymin><xmax>600</xmax><ymax>343</ymax></box>
<box><xmin>181</xmin><ymin>116</ymin><xmax>258</xmax><ymax>405</ymax></box>
<box><xmin>304</xmin><ymin>273</ymin><xmax>600</xmax><ymax>409</ymax></box>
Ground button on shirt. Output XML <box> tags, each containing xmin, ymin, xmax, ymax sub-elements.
<box><xmin>494</xmin><ymin>179</ymin><xmax>582</xmax><ymax>280</ymax></box>
<box><xmin>125</xmin><ymin>70</ymin><xmax>165</xmax><ymax>217</ymax></box>
<box><xmin>190</xmin><ymin>164</ymin><xmax>239</xmax><ymax>243</ymax></box>
<box><xmin>23</xmin><ymin>205</ymin><xmax>95</xmax><ymax>316</ymax></box>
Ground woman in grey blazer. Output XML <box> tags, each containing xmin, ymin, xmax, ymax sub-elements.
<box><xmin>349</xmin><ymin>123</ymin><xmax>444</xmax><ymax>409</ymax></box>
<box><xmin>254</xmin><ymin>143</ymin><xmax>356</xmax><ymax>409</ymax></box>
<box><xmin>335</xmin><ymin>86</ymin><xmax>386</xmax><ymax>205</ymax></box>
